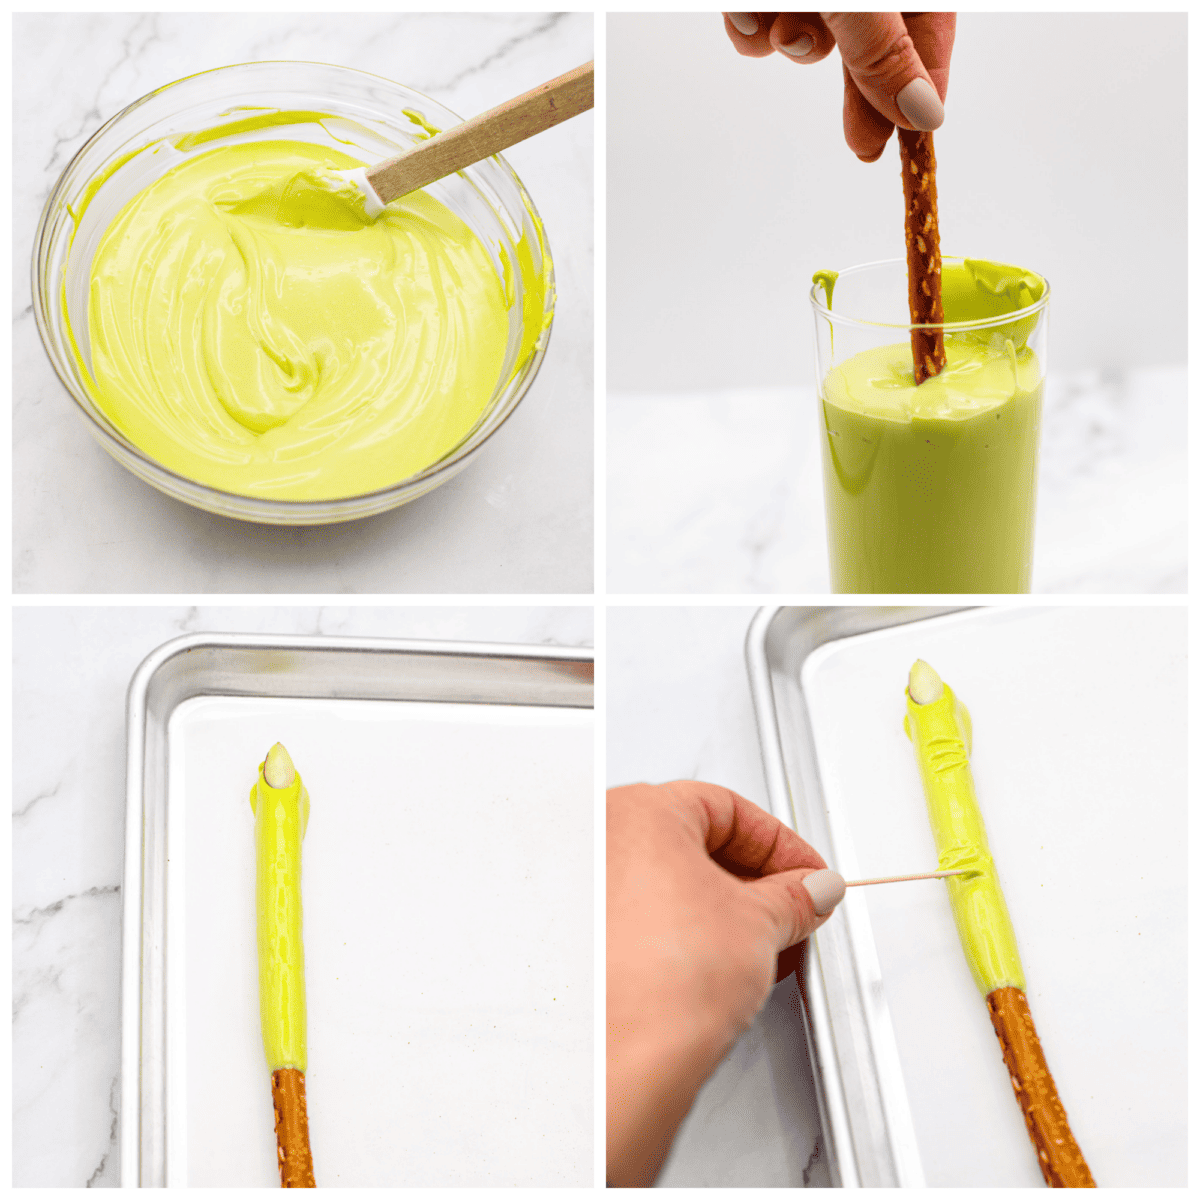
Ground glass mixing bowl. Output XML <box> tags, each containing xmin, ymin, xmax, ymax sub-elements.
<box><xmin>32</xmin><ymin>61</ymin><xmax>555</xmax><ymax>525</ymax></box>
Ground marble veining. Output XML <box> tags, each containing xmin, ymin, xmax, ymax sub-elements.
<box><xmin>15</xmin><ymin>12</ymin><xmax>593</xmax><ymax>594</ymax></box>
<box><xmin>608</xmin><ymin>367</ymin><xmax>1186</xmax><ymax>595</ymax></box>
<box><xmin>13</xmin><ymin>606</ymin><xmax>593</xmax><ymax>1187</ymax></box>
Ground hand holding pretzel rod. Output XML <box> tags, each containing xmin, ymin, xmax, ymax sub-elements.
<box><xmin>722</xmin><ymin>13</ymin><xmax>955</xmax><ymax>160</ymax></box>
<box><xmin>722</xmin><ymin>12</ymin><xmax>955</xmax><ymax>382</ymax></box>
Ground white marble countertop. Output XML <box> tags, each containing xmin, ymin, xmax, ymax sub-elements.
<box><xmin>12</xmin><ymin>605</ymin><xmax>593</xmax><ymax>1187</ymax></box>
<box><xmin>608</xmin><ymin>366</ymin><xmax>1186</xmax><ymax>594</ymax></box>
<box><xmin>607</xmin><ymin>606</ymin><xmax>830</xmax><ymax>1187</ymax></box>
<box><xmin>15</xmin><ymin>13</ymin><xmax>593</xmax><ymax>594</ymax></box>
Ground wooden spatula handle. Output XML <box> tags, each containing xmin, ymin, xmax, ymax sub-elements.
<box><xmin>367</xmin><ymin>60</ymin><xmax>594</xmax><ymax>205</ymax></box>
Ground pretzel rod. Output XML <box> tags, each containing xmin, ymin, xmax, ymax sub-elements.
<box><xmin>987</xmin><ymin>988</ymin><xmax>1096</xmax><ymax>1187</ymax></box>
<box><xmin>272</xmin><ymin>1068</ymin><xmax>317</xmax><ymax>1187</ymax></box>
<box><xmin>897</xmin><ymin>128</ymin><xmax>945</xmax><ymax>383</ymax></box>
<box><xmin>905</xmin><ymin>661</ymin><xmax>1094</xmax><ymax>1185</ymax></box>
<box><xmin>252</xmin><ymin>744</ymin><xmax>317</xmax><ymax>1187</ymax></box>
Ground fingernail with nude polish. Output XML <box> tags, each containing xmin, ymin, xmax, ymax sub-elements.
<box><xmin>902</xmin><ymin>76</ymin><xmax>945</xmax><ymax>131</ymax></box>
<box><xmin>896</xmin><ymin>77</ymin><xmax>945</xmax><ymax>131</ymax></box>
<box><xmin>780</xmin><ymin>34</ymin><xmax>814</xmax><ymax>58</ymax></box>
<box><xmin>802</xmin><ymin>869</ymin><xmax>846</xmax><ymax>916</ymax></box>
<box><xmin>728</xmin><ymin>13</ymin><xmax>758</xmax><ymax>37</ymax></box>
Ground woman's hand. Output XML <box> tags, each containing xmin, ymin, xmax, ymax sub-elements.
<box><xmin>723</xmin><ymin>12</ymin><xmax>956</xmax><ymax>161</ymax></box>
<box><xmin>606</xmin><ymin>780</ymin><xmax>845</xmax><ymax>1186</ymax></box>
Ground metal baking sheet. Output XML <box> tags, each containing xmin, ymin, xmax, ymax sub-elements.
<box><xmin>746</xmin><ymin>606</ymin><xmax>1185</xmax><ymax>1187</ymax></box>
<box><xmin>122</xmin><ymin>633</ymin><xmax>593</xmax><ymax>1187</ymax></box>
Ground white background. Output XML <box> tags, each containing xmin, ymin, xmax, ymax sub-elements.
<box><xmin>177</xmin><ymin>695</ymin><xmax>592</xmax><ymax>1186</ymax></box>
<box><xmin>608</xmin><ymin>12</ymin><xmax>1186</xmax><ymax>391</ymax></box>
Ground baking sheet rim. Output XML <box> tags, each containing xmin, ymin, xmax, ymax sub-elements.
<box><xmin>745</xmin><ymin>605</ymin><xmax>969</xmax><ymax>1188</ymax></box>
<box><xmin>121</xmin><ymin>631</ymin><xmax>594</xmax><ymax>1187</ymax></box>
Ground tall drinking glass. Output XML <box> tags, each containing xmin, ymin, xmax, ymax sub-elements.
<box><xmin>811</xmin><ymin>257</ymin><xmax>1049</xmax><ymax>593</ymax></box>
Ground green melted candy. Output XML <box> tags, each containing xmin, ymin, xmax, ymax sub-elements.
<box><xmin>905</xmin><ymin>681</ymin><xmax>1026</xmax><ymax>997</ymax></box>
<box><xmin>818</xmin><ymin>259</ymin><xmax>1046</xmax><ymax>593</ymax></box>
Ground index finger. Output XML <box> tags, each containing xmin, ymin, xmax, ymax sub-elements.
<box><xmin>902</xmin><ymin>11</ymin><xmax>956</xmax><ymax>102</ymax></box>
<box><xmin>666</xmin><ymin>779</ymin><xmax>828</xmax><ymax>876</ymax></box>
<box><xmin>723</xmin><ymin>12</ymin><xmax>776</xmax><ymax>57</ymax></box>
<box><xmin>824</xmin><ymin>11</ymin><xmax>940</xmax><ymax>128</ymax></box>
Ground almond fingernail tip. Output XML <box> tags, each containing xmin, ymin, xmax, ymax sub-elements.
<box><xmin>802</xmin><ymin>869</ymin><xmax>847</xmax><ymax>916</ymax></box>
<box><xmin>896</xmin><ymin>77</ymin><xmax>945</xmax><ymax>131</ymax></box>
<box><xmin>781</xmin><ymin>34</ymin><xmax>814</xmax><ymax>58</ymax></box>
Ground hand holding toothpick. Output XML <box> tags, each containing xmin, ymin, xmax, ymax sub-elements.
<box><xmin>844</xmin><ymin>867</ymin><xmax>975</xmax><ymax>888</ymax></box>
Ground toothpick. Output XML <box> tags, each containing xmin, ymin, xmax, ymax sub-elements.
<box><xmin>844</xmin><ymin>868</ymin><xmax>974</xmax><ymax>888</ymax></box>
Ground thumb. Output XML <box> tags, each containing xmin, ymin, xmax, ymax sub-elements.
<box><xmin>748</xmin><ymin>867</ymin><xmax>846</xmax><ymax>953</ymax></box>
<box><xmin>824</xmin><ymin>12</ymin><xmax>945</xmax><ymax>132</ymax></box>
